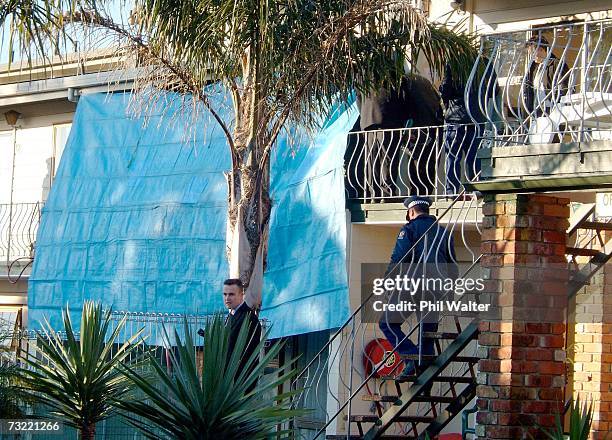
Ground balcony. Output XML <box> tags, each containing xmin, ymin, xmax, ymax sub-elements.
<box><xmin>346</xmin><ymin>19</ymin><xmax>612</xmax><ymax>203</ymax></box>
<box><xmin>466</xmin><ymin>19</ymin><xmax>612</xmax><ymax>192</ymax></box>
<box><xmin>345</xmin><ymin>123</ymin><xmax>486</xmax><ymax>222</ymax></box>
<box><xmin>0</xmin><ymin>202</ymin><xmax>41</xmax><ymax>273</ymax></box>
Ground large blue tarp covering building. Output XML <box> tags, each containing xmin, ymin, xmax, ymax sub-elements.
<box><xmin>28</xmin><ymin>93</ymin><xmax>355</xmax><ymax>338</ymax></box>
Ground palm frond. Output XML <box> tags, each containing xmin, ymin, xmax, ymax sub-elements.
<box><xmin>17</xmin><ymin>301</ymin><xmax>146</xmax><ymax>432</ymax></box>
<box><xmin>532</xmin><ymin>397</ymin><xmax>593</xmax><ymax>440</ymax></box>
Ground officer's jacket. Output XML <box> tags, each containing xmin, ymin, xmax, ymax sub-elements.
<box><xmin>387</xmin><ymin>215</ymin><xmax>457</xmax><ymax>274</ymax></box>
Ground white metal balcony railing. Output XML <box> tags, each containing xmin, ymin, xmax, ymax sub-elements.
<box><xmin>467</xmin><ymin>19</ymin><xmax>612</xmax><ymax>146</ymax></box>
<box><xmin>0</xmin><ymin>202</ymin><xmax>41</xmax><ymax>265</ymax></box>
<box><xmin>345</xmin><ymin>20</ymin><xmax>611</xmax><ymax>203</ymax></box>
<box><xmin>345</xmin><ymin>122</ymin><xmax>490</xmax><ymax>203</ymax></box>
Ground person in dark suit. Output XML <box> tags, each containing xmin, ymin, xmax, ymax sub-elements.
<box><xmin>378</xmin><ymin>196</ymin><xmax>457</xmax><ymax>379</ymax></box>
<box><xmin>222</xmin><ymin>278</ymin><xmax>262</xmax><ymax>392</ymax></box>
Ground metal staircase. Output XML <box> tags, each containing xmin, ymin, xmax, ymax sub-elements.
<box><xmin>566</xmin><ymin>203</ymin><xmax>612</xmax><ymax>297</ymax></box>
<box><xmin>291</xmin><ymin>198</ymin><xmax>612</xmax><ymax>439</ymax></box>
<box><xmin>287</xmin><ymin>192</ymin><xmax>484</xmax><ymax>439</ymax></box>
<box><xmin>323</xmin><ymin>321</ymin><xmax>479</xmax><ymax>440</ymax></box>
<box><xmin>359</xmin><ymin>322</ymin><xmax>479</xmax><ymax>440</ymax></box>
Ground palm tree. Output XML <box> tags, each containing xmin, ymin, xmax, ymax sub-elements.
<box><xmin>17</xmin><ymin>301</ymin><xmax>145</xmax><ymax>440</ymax></box>
<box><xmin>1</xmin><ymin>0</ymin><xmax>476</xmax><ymax>304</ymax></box>
<box><xmin>117</xmin><ymin>314</ymin><xmax>305</xmax><ymax>439</ymax></box>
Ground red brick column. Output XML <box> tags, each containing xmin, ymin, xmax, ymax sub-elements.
<box><xmin>571</xmin><ymin>229</ymin><xmax>612</xmax><ymax>439</ymax></box>
<box><xmin>476</xmin><ymin>194</ymin><xmax>569</xmax><ymax>439</ymax></box>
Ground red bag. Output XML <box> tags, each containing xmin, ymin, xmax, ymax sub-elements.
<box><xmin>363</xmin><ymin>338</ymin><xmax>404</xmax><ymax>377</ymax></box>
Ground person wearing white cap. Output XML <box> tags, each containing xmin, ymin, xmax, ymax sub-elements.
<box><xmin>379</xmin><ymin>196</ymin><xmax>457</xmax><ymax>379</ymax></box>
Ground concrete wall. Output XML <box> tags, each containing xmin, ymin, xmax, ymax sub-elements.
<box><xmin>469</xmin><ymin>0</ymin><xmax>611</xmax><ymax>33</ymax></box>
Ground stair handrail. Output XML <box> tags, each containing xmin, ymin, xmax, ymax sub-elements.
<box><xmin>292</xmin><ymin>189</ymin><xmax>480</xmax><ymax>438</ymax></box>
<box><xmin>292</xmin><ymin>190</ymin><xmax>476</xmax><ymax>393</ymax></box>
<box><xmin>567</xmin><ymin>203</ymin><xmax>596</xmax><ymax>238</ymax></box>
<box><xmin>311</xmin><ymin>256</ymin><xmax>483</xmax><ymax>438</ymax></box>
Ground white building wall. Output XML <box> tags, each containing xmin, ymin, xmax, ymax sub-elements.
<box><xmin>0</xmin><ymin>112</ymin><xmax>73</xmax><ymax>204</ymax></box>
<box><xmin>0</xmin><ymin>111</ymin><xmax>74</xmax><ymax>319</ymax></box>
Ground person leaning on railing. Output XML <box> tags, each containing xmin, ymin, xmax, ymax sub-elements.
<box><xmin>355</xmin><ymin>75</ymin><xmax>443</xmax><ymax>199</ymax></box>
<box><xmin>440</xmin><ymin>62</ymin><xmax>498</xmax><ymax>195</ymax></box>
<box><xmin>522</xmin><ymin>35</ymin><xmax>571</xmax><ymax>119</ymax></box>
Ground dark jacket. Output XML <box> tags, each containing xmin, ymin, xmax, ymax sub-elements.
<box><xmin>357</xmin><ymin>75</ymin><xmax>444</xmax><ymax>130</ymax></box>
<box><xmin>226</xmin><ymin>302</ymin><xmax>262</xmax><ymax>375</ymax></box>
<box><xmin>522</xmin><ymin>55</ymin><xmax>570</xmax><ymax>115</ymax></box>
<box><xmin>440</xmin><ymin>63</ymin><xmax>498</xmax><ymax>124</ymax></box>
<box><xmin>388</xmin><ymin>214</ymin><xmax>457</xmax><ymax>276</ymax></box>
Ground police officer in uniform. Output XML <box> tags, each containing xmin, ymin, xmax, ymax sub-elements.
<box><xmin>379</xmin><ymin>196</ymin><xmax>457</xmax><ymax>378</ymax></box>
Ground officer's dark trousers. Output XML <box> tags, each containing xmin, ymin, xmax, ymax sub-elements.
<box><xmin>379</xmin><ymin>319</ymin><xmax>438</xmax><ymax>357</ymax></box>
<box><xmin>444</xmin><ymin>124</ymin><xmax>480</xmax><ymax>194</ymax></box>
<box><xmin>378</xmin><ymin>289</ymin><xmax>440</xmax><ymax>359</ymax></box>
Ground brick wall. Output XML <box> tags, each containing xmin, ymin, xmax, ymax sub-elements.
<box><xmin>477</xmin><ymin>194</ymin><xmax>569</xmax><ymax>439</ymax></box>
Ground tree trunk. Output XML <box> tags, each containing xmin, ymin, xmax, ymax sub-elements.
<box><xmin>226</xmin><ymin>105</ymin><xmax>272</xmax><ymax>308</ymax></box>
<box><xmin>226</xmin><ymin>163</ymin><xmax>271</xmax><ymax>310</ymax></box>
<box><xmin>80</xmin><ymin>423</ymin><xmax>96</xmax><ymax>440</ymax></box>
<box><xmin>227</xmin><ymin>58</ymin><xmax>271</xmax><ymax>309</ymax></box>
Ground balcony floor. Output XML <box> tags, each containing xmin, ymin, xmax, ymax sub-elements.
<box><xmin>348</xmin><ymin>199</ymin><xmax>483</xmax><ymax>225</ymax></box>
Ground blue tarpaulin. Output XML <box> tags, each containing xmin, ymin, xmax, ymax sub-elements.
<box><xmin>28</xmin><ymin>92</ymin><xmax>355</xmax><ymax>338</ymax></box>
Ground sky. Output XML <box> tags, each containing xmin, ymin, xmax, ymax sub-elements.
<box><xmin>1</xmin><ymin>0</ymin><xmax>132</xmax><ymax>65</ymax></box>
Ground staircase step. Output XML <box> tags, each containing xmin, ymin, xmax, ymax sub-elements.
<box><xmin>413</xmin><ymin>395</ymin><xmax>455</xmax><ymax>404</ymax></box>
<box><xmin>364</xmin><ymin>323</ymin><xmax>480</xmax><ymax>438</ymax></box>
<box><xmin>567</xmin><ymin>203</ymin><xmax>595</xmax><ymax>236</ymax></box>
<box><xmin>327</xmin><ymin>436</ymin><xmax>415</xmax><ymax>440</ymax></box>
<box><xmin>381</xmin><ymin>375</ymin><xmax>474</xmax><ymax>384</ymax></box>
<box><xmin>422</xmin><ymin>332</ymin><xmax>460</xmax><ymax>339</ymax></box>
<box><xmin>580</xmin><ymin>221</ymin><xmax>612</xmax><ymax>231</ymax></box>
<box><xmin>566</xmin><ymin>247</ymin><xmax>604</xmax><ymax>257</ymax></box>
<box><xmin>362</xmin><ymin>394</ymin><xmax>455</xmax><ymax>404</ymax></box>
<box><xmin>362</xmin><ymin>394</ymin><xmax>399</xmax><ymax>403</ymax></box>
<box><xmin>400</xmin><ymin>355</ymin><xmax>479</xmax><ymax>363</ymax></box>
<box><xmin>350</xmin><ymin>415</ymin><xmax>435</xmax><ymax>424</ymax></box>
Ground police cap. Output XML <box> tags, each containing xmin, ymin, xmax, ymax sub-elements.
<box><xmin>403</xmin><ymin>196</ymin><xmax>432</xmax><ymax>210</ymax></box>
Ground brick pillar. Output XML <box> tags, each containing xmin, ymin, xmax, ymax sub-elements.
<box><xmin>476</xmin><ymin>194</ymin><xmax>570</xmax><ymax>439</ymax></box>
<box><xmin>571</xmin><ymin>230</ymin><xmax>612</xmax><ymax>439</ymax></box>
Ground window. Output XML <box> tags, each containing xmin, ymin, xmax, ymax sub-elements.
<box><xmin>52</xmin><ymin>123</ymin><xmax>72</xmax><ymax>178</ymax></box>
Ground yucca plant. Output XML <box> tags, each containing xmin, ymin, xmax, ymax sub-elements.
<box><xmin>117</xmin><ymin>314</ymin><xmax>306</xmax><ymax>439</ymax></box>
<box><xmin>17</xmin><ymin>301</ymin><xmax>145</xmax><ymax>440</ymax></box>
<box><xmin>536</xmin><ymin>397</ymin><xmax>593</xmax><ymax>440</ymax></box>
<box><xmin>0</xmin><ymin>343</ymin><xmax>26</xmax><ymax>419</ymax></box>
